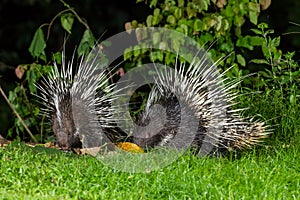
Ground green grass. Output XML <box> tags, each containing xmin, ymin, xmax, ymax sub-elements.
<box><xmin>0</xmin><ymin>91</ymin><xmax>299</xmax><ymax>199</ymax></box>
<box><xmin>0</xmin><ymin>141</ymin><xmax>299</xmax><ymax>199</ymax></box>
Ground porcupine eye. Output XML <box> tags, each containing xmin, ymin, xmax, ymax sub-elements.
<box><xmin>51</xmin><ymin>90</ymin><xmax>80</xmax><ymax>149</ymax></box>
<box><xmin>52</xmin><ymin>107</ymin><xmax>81</xmax><ymax>149</ymax></box>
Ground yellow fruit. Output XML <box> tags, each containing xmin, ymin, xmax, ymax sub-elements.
<box><xmin>117</xmin><ymin>142</ymin><xmax>144</xmax><ymax>153</ymax></box>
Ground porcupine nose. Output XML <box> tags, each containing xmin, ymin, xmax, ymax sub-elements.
<box><xmin>56</xmin><ymin>131</ymin><xmax>69</xmax><ymax>149</ymax></box>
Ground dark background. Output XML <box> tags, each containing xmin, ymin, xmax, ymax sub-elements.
<box><xmin>0</xmin><ymin>0</ymin><xmax>300</xmax><ymax>134</ymax></box>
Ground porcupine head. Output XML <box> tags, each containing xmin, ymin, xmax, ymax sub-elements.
<box><xmin>134</xmin><ymin>103</ymin><xmax>168</xmax><ymax>149</ymax></box>
<box><xmin>51</xmin><ymin>90</ymin><xmax>81</xmax><ymax>149</ymax></box>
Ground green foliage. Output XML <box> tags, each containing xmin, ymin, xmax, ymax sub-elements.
<box><xmin>7</xmin><ymin>1</ymin><xmax>96</xmax><ymax>142</ymax></box>
<box><xmin>8</xmin><ymin>64</ymin><xmax>52</xmax><ymax>141</ymax></box>
<box><xmin>60</xmin><ymin>13</ymin><xmax>74</xmax><ymax>34</ymax></box>
<box><xmin>28</xmin><ymin>28</ymin><xmax>47</xmax><ymax>62</ymax></box>
<box><xmin>77</xmin><ymin>30</ymin><xmax>95</xmax><ymax>57</ymax></box>
<box><xmin>124</xmin><ymin>0</ymin><xmax>264</xmax><ymax>77</ymax></box>
<box><xmin>124</xmin><ymin>1</ymin><xmax>298</xmax><ymax>94</ymax></box>
<box><xmin>248</xmin><ymin>23</ymin><xmax>300</xmax><ymax>105</ymax></box>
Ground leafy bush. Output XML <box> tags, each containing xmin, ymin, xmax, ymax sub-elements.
<box><xmin>5</xmin><ymin>0</ymin><xmax>299</xmax><ymax>143</ymax></box>
<box><xmin>124</xmin><ymin>0</ymin><xmax>267</xmax><ymax>76</ymax></box>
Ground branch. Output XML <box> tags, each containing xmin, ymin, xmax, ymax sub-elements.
<box><xmin>0</xmin><ymin>86</ymin><xmax>37</xmax><ymax>143</ymax></box>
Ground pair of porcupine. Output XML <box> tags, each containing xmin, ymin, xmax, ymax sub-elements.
<box><xmin>37</xmin><ymin>44</ymin><xmax>270</xmax><ymax>156</ymax></box>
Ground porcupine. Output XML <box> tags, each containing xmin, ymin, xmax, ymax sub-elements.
<box><xmin>36</xmin><ymin>47</ymin><xmax>126</xmax><ymax>150</ymax></box>
<box><xmin>36</xmin><ymin>43</ymin><xmax>269</xmax><ymax>154</ymax></box>
<box><xmin>132</xmin><ymin>51</ymin><xmax>270</xmax><ymax>156</ymax></box>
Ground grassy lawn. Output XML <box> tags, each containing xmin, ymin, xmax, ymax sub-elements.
<box><xmin>0</xmin><ymin>142</ymin><xmax>299</xmax><ymax>199</ymax></box>
<box><xmin>0</xmin><ymin>93</ymin><xmax>299</xmax><ymax>199</ymax></box>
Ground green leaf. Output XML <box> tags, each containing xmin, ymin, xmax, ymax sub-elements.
<box><xmin>149</xmin><ymin>0</ymin><xmax>158</xmax><ymax>8</ymax></box>
<box><xmin>289</xmin><ymin>94</ymin><xmax>296</xmax><ymax>104</ymax></box>
<box><xmin>133</xmin><ymin>45</ymin><xmax>140</xmax><ymax>57</ymax></box>
<box><xmin>265</xmin><ymin>29</ymin><xmax>274</xmax><ymax>35</ymax></box>
<box><xmin>236</xmin><ymin>36</ymin><xmax>254</xmax><ymax>50</ymax></box>
<box><xmin>152</xmin><ymin>15</ymin><xmax>162</xmax><ymax>25</ymax></box>
<box><xmin>261</xmin><ymin>44</ymin><xmax>269</xmax><ymax>59</ymax></box>
<box><xmin>193</xmin><ymin>19</ymin><xmax>202</xmax><ymax>32</ymax></box>
<box><xmin>251</xmin><ymin>28</ymin><xmax>262</xmax><ymax>35</ymax></box>
<box><xmin>236</xmin><ymin>54</ymin><xmax>246</xmax><ymax>67</ymax></box>
<box><xmin>177</xmin><ymin>24</ymin><xmax>188</xmax><ymax>35</ymax></box>
<box><xmin>124</xmin><ymin>47</ymin><xmax>133</xmax><ymax>60</ymax></box>
<box><xmin>186</xmin><ymin>3</ymin><xmax>197</xmax><ymax>19</ymax></box>
<box><xmin>234</xmin><ymin>15</ymin><xmax>245</xmax><ymax>27</ymax></box>
<box><xmin>224</xmin><ymin>6</ymin><xmax>234</xmax><ymax>18</ymax></box>
<box><xmin>28</xmin><ymin>28</ymin><xmax>47</xmax><ymax>62</ymax></box>
<box><xmin>123</xmin><ymin>47</ymin><xmax>132</xmax><ymax>60</ymax></box>
<box><xmin>77</xmin><ymin>30</ymin><xmax>95</xmax><ymax>57</ymax></box>
<box><xmin>52</xmin><ymin>52</ymin><xmax>62</xmax><ymax>64</ymax></box>
<box><xmin>258</xmin><ymin>70</ymin><xmax>273</xmax><ymax>79</ymax></box>
<box><xmin>249</xmin><ymin>11</ymin><xmax>258</xmax><ymax>25</ymax></box>
<box><xmin>26</xmin><ymin>69</ymin><xmax>37</xmax><ymax>93</ymax></box>
<box><xmin>60</xmin><ymin>13</ymin><xmax>74</xmax><ymax>34</ymax></box>
<box><xmin>174</xmin><ymin>7</ymin><xmax>183</xmax><ymax>19</ymax></box>
<box><xmin>198</xmin><ymin>0</ymin><xmax>209</xmax><ymax>11</ymax></box>
<box><xmin>222</xmin><ymin>19</ymin><xmax>229</xmax><ymax>31</ymax></box>
<box><xmin>258</xmin><ymin>23</ymin><xmax>268</xmax><ymax>29</ymax></box>
<box><xmin>178</xmin><ymin>0</ymin><xmax>184</xmax><ymax>7</ymax></box>
<box><xmin>271</xmin><ymin>36</ymin><xmax>281</xmax><ymax>47</ymax></box>
<box><xmin>131</xmin><ymin>20</ymin><xmax>138</xmax><ymax>29</ymax></box>
<box><xmin>215</xmin><ymin>16</ymin><xmax>223</xmax><ymax>31</ymax></box>
<box><xmin>167</xmin><ymin>15</ymin><xmax>176</xmax><ymax>25</ymax></box>
<box><xmin>153</xmin><ymin>8</ymin><xmax>160</xmax><ymax>16</ymax></box>
<box><xmin>150</xmin><ymin>51</ymin><xmax>163</xmax><ymax>62</ymax></box>
<box><xmin>249</xmin><ymin>36</ymin><xmax>264</xmax><ymax>46</ymax></box>
<box><xmin>152</xmin><ymin>32</ymin><xmax>161</xmax><ymax>45</ymax></box>
<box><xmin>250</xmin><ymin>59</ymin><xmax>269</xmax><ymax>65</ymax></box>
<box><xmin>248</xmin><ymin>2</ymin><xmax>260</xmax><ymax>25</ymax></box>
<box><xmin>146</xmin><ymin>15</ymin><xmax>153</xmax><ymax>27</ymax></box>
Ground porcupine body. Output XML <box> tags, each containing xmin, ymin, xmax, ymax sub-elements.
<box><xmin>133</xmin><ymin>52</ymin><xmax>270</xmax><ymax>156</ymax></box>
<box><xmin>36</xmin><ymin>48</ymin><xmax>126</xmax><ymax>150</ymax></box>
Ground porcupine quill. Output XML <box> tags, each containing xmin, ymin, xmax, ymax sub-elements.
<box><xmin>133</xmin><ymin>50</ymin><xmax>271</xmax><ymax>156</ymax></box>
<box><xmin>35</xmin><ymin>46</ymin><xmax>127</xmax><ymax>150</ymax></box>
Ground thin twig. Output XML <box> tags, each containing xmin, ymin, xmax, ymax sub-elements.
<box><xmin>282</xmin><ymin>21</ymin><xmax>300</xmax><ymax>35</ymax></box>
<box><xmin>45</xmin><ymin>3</ymin><xmax>91</xmax><ymax>41</ymax></box>
<box><xmin>45</xmin><ymin>8</ymin><xmax>72</xmax><ymax>41</ymax></box>
<box><xmin>282</xmin><ymin>31</ymin><xmax>300</xmax><ymax>35</ymax></box>
<box><xmin>0</xmin><ymin>86</ymin><xmax>37</xmax><ymax>143</ymax></box>
<box><xmin>60</xmin><ymin>0</ymin><xmax>90</xmax><ymax>30</ymax></box>
<box><xmin>289</xmin><ymin>21</ymin><xmax>300</xmax><ymax>26</ymax></box>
